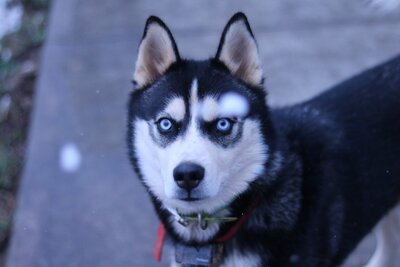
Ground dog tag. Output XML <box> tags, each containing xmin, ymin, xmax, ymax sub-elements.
<box><xmin>175</xmin><ymin>243</ymin><xmax>224</xmax><ymax>267</ymax></box>
<box><xmin>175</xmin><ymin>243</ymin><xmax>212</xmax><ymax>266</ymax></box>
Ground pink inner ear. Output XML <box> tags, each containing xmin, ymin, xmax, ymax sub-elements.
<box><xmin>218</xmin><ymin>21</ymin><xmax>262</xmax><ymax>86</ymax></box>
<box><xmin>228</xmin><ymin>32</ymin><xmax>250</xmax><ymax>64</ymax></box>
<box><xmin>134</xmin><ymin>23</ymin><xmax>178</xmax><ymax>88</ymax></box>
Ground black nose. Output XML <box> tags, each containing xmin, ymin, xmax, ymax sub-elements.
<box><xmin>173</xmin><ymin>162</ymin><xmax>205</xmax><ymax>191</ymax></box>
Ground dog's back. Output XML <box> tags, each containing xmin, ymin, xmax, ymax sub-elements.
<box><xmin>272</xmin><ymin>55</ymin><xmax>400</xmax><ymax>266</ymax></box>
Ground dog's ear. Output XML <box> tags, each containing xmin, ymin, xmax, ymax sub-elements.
<box><xmin>133</xmin><ymin>16</ymin><xmax>180</xmax><ymax>88</ymax></box>
<box><xmin>215</xmin><ymin>13</ymin><xmax>263</xmax><ymax>86</ymax></box>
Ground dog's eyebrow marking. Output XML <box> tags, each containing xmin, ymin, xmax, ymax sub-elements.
<box><xmin>163</xmin><ymin>97</ymin><xmax>185</xmax><ymax>121</ymax></box>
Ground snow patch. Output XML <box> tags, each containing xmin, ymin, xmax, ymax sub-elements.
<box><xmin>59</xmin><ymin>143</ymin><xmax>82</xmax><ymax>173</ymax></box>
<box><xmin>218</xmin><ymin>92</ymin><xmax>249</xmax><ymax>118</ymax></box>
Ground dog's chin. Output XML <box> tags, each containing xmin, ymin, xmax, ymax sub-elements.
<box><xmin>162</xmin><ymin>193</ymin><xmax>231</xmax><ymax>215</ymax></box>
<box><xmin>161</xmin><ymin>189</ymin><xmax>217</xmax><ymax>212</ymax></box>
<box><xmin>165</xmin><ymin>200</ymin><xmax>214</xmax><ymax>215</ymax></box>
<box><xmin>160</xmin><ymin>183</ymin><xmax>245</xmax><ymax>214</ymax></box>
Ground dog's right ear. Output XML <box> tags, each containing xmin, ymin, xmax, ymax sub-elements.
<box><xmin>133</xmin><ymin>16</ymin><xmax>180</xmax><ymax>88</ymax></box>
<box><xmin>215</xmin><ymin>13</ymin><xmax>263</xmax><ymax>87</ymax></box>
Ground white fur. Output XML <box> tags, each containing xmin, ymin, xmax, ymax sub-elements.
<box><xmin>199</xmin><ymin>96</ymin><xmax>219</xmax><ymax>121</ymax></box>
<box><xmin>363</xmin><ymin>203</ymin><xmax>400</xmax><ymax>267</ymax></box>
<box><xmin>134</xmin><ymin>120</ymin><xmax>165</xmax><ymax>198</ymax></box>
<box><xmin>190</xmin><ymin>78</ymin><xmax>198</xmax><ymax>110</ymax></box>
<box><xmin>162</xmin><ymin>115</ymin><xmax>221</xmax><ymax>200</ymax></box>
<box><xmin>134</xmin><ymin>116</ymin><xmax>267</xmax><ymax>241</ymax></box>
<box><xmin>221</xmin><ymin>251</ymin><xmax>260</xmax><ymax>267</ymax></box>
<box><xmin>161</xmin><ymin>118</ymin><xmax>267</xmax><ymax>213</ymax></box>
<box><xmin>162</xmin><ymin>97</ymin><xmax>185</xmax><ymax>121</ymax></box>
<box><xmin>133</xmin><ymin>78</ymin><xmax>268</xmax><ymax>241</ymax></box>
<box><xmin>169</xmin><ymin>208</ymin><xmax>230</xmax><ymax>242</ymax></box>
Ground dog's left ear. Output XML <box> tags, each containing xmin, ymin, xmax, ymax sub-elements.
<box><xmin>133</xmin><ymin>16</ymin><xmax>180</xmax><ymax>88</ymax></box>
<box><xmin>215</xmin><ymin>13</ymin><xmax>263</xmax><ymax>86</ymax></box>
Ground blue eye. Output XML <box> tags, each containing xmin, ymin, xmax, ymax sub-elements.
<box><xmin>216</xmin><ymin>118</ymin><xmax>233</xmax><ymax>134</ymax></box>
<box><xmin>157</xmin><ymin>118</ymin><xmax>173</xmax><ymax>133</ymax></box>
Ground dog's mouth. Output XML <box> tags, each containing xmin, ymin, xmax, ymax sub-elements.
<box><xmin>175</xmin><ymin>190</ymin><xmax>207</xmax><ymax>202</ymax></box>
<box><xmin>179</xmin><ymin>196</ymin><xmax>202</xmax><ymax>202</ymax></box>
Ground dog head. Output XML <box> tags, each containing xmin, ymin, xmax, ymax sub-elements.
<box><xmin>128</xmin><ymin>13</ymin><xmax>274</xmax><ymax>217</ymax></box>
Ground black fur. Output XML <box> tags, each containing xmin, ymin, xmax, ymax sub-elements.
<box><xmin>127</xmin><ymin>13</ymin><xmax>400</xmax><ymax>267</ymax></box>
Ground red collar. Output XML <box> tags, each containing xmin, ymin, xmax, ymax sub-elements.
<box><xmin>154</xmin><ymin>223</ymin><xmax>166</xmax><ymax>262</ymax></box>
<box><xmin>153</xmin><ymin>200</ymin><xmax>259</xmax><ymax>262</ymax></box>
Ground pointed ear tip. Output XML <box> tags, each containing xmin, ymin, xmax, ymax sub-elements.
<box><xmin>146</xmin><ymin>15</ymin><xmax>161</xmax><ymax>24</ymax></box>
<box><xmin>230</xmin><ymin>12</ymin><xmax>249</xmax><ymax>23</ymax></box>
<box><xmin>143</xmin><ymin>15</ymin><xmax>172</xmax><ymax>40</ymax></box>
<box><xmin>226</xmin><ymin>12</ymin><xmax>254</xmax><ymax>35</ymax></box>
<box><xmin>145</xmin><ymin>15</ymin><xmax>167</xmax><ymax>29</ymax></box>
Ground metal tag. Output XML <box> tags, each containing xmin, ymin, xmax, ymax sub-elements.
<box><xmin>175</xmin><ymin>243</ymin><xmax>224</xmax><ymax>267</ymax></box>
<box><xmin>175</xmin><ymin>243</ymin><xmax>212</xmax><ymax>266</ymax></box>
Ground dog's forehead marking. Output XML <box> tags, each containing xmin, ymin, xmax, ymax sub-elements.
<box><xmin>163</xmin><ymin>97</ymin><xmax>185</xmax><ymax>121</ymax></box>
<box><xmin>189</xmin><ymin>77</ymin><xmax>202</xmax><ymax>123</ymax></box>
<box><xmin>188</xmin><ymin>77</ymin><xmax>249</xmax><ymax>122</ymax></box>
<box><xmin>190</xmin><ymin>78</ymin><xmax>198</xmax><ymax>111</ymax></box>
<box><xmin>190</xmin><ymin>78</ymin><xmax>219</xmax><ymax>122</ymax></box>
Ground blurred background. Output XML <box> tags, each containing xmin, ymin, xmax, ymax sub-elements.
<box><xmin>0</xmin><ymin>0</ymin><xmax>399</xmax><ymax>266</ymax></box>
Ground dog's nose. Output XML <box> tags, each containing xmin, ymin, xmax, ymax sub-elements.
<box><xmin>173</xmin><ymin>162</ymin><xmax>205</xmax><ymax>191</ymax></box>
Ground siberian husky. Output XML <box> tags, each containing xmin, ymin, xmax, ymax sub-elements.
<box><xmin>127</xmin><ymin>12</ymin><xmax>400</xmax><ymax>267</ymax></box>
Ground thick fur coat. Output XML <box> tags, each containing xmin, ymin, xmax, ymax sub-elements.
<box><xmin>127</xmin><ymin>12</ymin><xmax>400</xmax><ymax>267</ymax></box>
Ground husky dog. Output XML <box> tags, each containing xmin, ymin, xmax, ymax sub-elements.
<box><xmin>127</xmin><ymin>12</ymin><xmax>400</xmax><ymax>267</ymax></box>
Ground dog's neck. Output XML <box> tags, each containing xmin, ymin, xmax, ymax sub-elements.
<box><xmin>163</xmin><ymin>191</ymin><xmax>259</xmax><ymax>244</ymax></box>
<box><xmin>166</xmin><ymin>206</ymin><xmax>238</xmax><ymax>230</ymax></box>
<box><xmin>155</xmin><ymin>147</ymin><xmax>302</xmax><ymax>245</ymax></box>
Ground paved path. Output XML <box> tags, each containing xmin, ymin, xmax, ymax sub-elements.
<box><xmin>6</xmin><ymin>0</ymin><xmax>400</xmax><ymax>266</ymax></box>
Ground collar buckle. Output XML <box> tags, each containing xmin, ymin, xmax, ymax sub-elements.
<box><xmin>167</xmin><ymin>206</ymin><xmax>238</xmax><ymax>231</ymax></box>
<box><xmin>198</xmin><ymin>213</ymin><xmax>209</xmax><ymax>230</ymax></box>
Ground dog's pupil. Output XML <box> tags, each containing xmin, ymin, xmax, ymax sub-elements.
<box><xmin>218</xmin><ymin>119</ymin><xmax>229</xmax><ymax>130</ymax></box>
<box><xmin>161</xmin><ymin>119</ymin><xmax>171</xmax><ymax>129</ymax></box>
